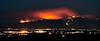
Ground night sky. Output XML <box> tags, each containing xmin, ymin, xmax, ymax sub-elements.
<box><xmin>0</xmin><ymin>0</ymin><xmax>99</xmax><ymax>24</ymax></box>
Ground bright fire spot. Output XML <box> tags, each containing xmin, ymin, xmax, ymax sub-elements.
<box><xmin>33</xmin><ymin>8</ymin><xmax>77</xmax><ymax>20</ymax></box>
<box><xmin>20</xmin><ymin>19</ymin><xmax>30</xmax><ymax>23</ymax></box>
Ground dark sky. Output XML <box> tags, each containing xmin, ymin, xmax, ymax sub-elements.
<box><xmin>0</xmin><ymin>0</ymin><xmax>99</xmax><ymax>24</ymax></box>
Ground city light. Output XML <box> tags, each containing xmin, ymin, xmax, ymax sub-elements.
<box><xmin>49</xmin><ymin>32</ymin><xmax>52</xmax><ymax>35</ymax></box>
<box><xmin>19</xmin><ymin>30</ymin><xmax>29</xmax><ymax>33</ymax></box>
<box><xmin>66</xmin><ymin>23</ymin><xmax>69</xmax><ymax>26</ymax></box>
<box><xmin>19</xmin><ymin>33</ymin><xmax>28</xmax><ymax>36</ymax></box>
<box><xmin>34</xmin><ymin>30</ymin><xmax>47</xmax><ymax>33</ymax></box>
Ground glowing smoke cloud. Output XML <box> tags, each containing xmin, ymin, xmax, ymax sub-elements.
<box><xmin>32</xmin><ymin>8</ymin><xmax>78</xmax><ymax>20</ymax></box>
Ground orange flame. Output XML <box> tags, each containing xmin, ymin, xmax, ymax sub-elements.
<box><xmin>38</xmin><ymin>14</ymin><xmax>61</xmax><ymax>20</ymax></box>
<box><xmin>33</xmin><ymin>8</ymin><xmax>77</xmax><ymax>20</ymax></box>
<box><xmin>20</xmin><ymin>19</ymin><xmax>30</xmax><ymax>23</ymax></box>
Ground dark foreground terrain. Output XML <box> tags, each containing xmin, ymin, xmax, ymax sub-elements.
<box><xmin>0</xmin><ymin>34</ymin><xmax>99</xmax><ymax>41</ymax></box>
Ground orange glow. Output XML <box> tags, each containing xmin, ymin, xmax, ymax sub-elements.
<box><xmin>33</xmin><ymin>8</ymin><xmax>77</xmax><ymax>20</ymax></box>
<box><xmin>37</xmin><ymin>13</ymin><xmax>62</xmax><ymax>20</ymax></box>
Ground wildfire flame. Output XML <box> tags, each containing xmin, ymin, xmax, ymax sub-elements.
<box><xmin>20</xmin><ymin>19</ymin><xmax>30</xmax><ymax>23</ymax></box>
<box><xmin>32</xmin><ymin>8</ymin><xmax>77</xmax><ymax>20</ymax></box>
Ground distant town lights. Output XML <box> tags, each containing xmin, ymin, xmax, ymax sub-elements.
<box><xmin>66</xmin><ymin>23</ymin><xmax>69</xmax><ymax>25</ymax></box>
<box><xmin>34</xmin><ymin>30</ymin><xmax>47</xmax><ymax>33</ymax></box>
<box><xmin>19</xmin><ymin>30</ymin><xmax>29</xmax><ymax>33</ymax></box>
